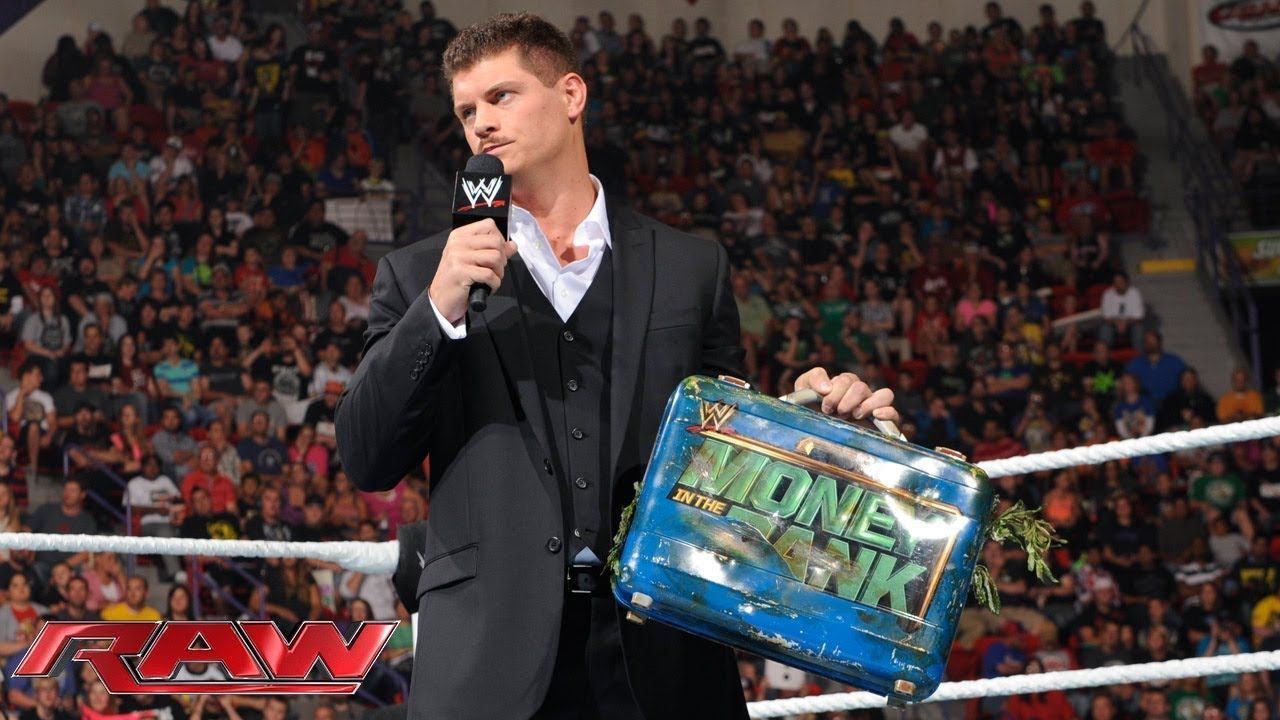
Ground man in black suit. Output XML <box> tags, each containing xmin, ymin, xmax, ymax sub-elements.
<box><xmin>336</xmin><ymin>12</ymin><xmax>899</xmax><ymax>719</ymax></box>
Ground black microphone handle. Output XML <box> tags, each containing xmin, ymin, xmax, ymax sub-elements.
<box><xmin>469</xmin><ymin>282</ymin><xmax>491</xmax><ymax>313</ymax></box>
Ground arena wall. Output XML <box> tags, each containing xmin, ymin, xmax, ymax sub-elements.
<box><xmin>0</xmin><ymin>0</ymin><xmax>1198</xmax><ymax>104</ymax></box>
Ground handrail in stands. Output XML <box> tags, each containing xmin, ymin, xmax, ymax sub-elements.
<box><xmin>1128</xmin><ymin>25</ymin><xmax>1263</xmax><ymax>389</ymax></box>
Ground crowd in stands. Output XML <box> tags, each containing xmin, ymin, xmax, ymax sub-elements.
<box><xmin>0</xmin><ymin>0</ymin><xmax>1272</xmax><ymax>718</ymax></box>
<box><xmin>1192</xmin><ymin>38</ymin><xmax>1280</xmax><ymax>227</ymax></box>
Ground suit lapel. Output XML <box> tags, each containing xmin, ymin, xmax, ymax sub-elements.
<box><xmin>473</xmin><ymin>256</ymin><xmax>553</xmax><ymax>460</ymax></box>
<box><xmin>608</xmin><ymin>207</ymin><xmax>654</xmax><ymax>480</ymax></box>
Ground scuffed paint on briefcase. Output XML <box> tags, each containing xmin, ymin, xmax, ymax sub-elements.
<box><xmin>613</xmin><ymin>376</ymin><xmax>994</xmax><ymax>704</ymax></box>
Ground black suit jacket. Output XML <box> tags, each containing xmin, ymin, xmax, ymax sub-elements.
<box><xmin>336</xmin><ymin>204</ymin><xmax>749</xmax><ymax>719</ymax></box>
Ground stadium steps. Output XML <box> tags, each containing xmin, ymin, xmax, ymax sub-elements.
<box><xmin>1114</xmin><ymin>55</ymin><xmax>1244</xmax><ymax>398</ymax></box>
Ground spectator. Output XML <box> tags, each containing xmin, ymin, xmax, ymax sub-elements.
<box><xmin>1216</xmin><ymin>366</ymin><xmax>1264</xmax><ymax>423</ymax></box>
<box><xmin>79</xmin><ymin>551</ymin><xmax>125</xmax><ymax>615</ymax></box>
<box><xmin>242</xmin><ymin>486</ymin><xmax>294</xmax><ymax>543</ymax></box>
<box><xmin>1098</xmin><ymin>271</ymin><xmax>1144</xmax><ymax>349</ymax></box>
<box><xmin>1114</xmin><ymin>374</ymin><xmax>1156</xmax><ymax>439</ymax></box>
<box><xmin>1125</xmin><ymin>330</ymin><xmax>1187</xmax><ymax>406</ymax></box>
<box><xmin>235</xmin><ymin>379</ymin><xmax>288</xmax><ymax>440</ymax></box>
<box><xmin>26</xmin><ymin>479</ymin><xmax>96</xmax><ymax>582</ymax></box>
<box><xmin>17</xmin><ymin>676</ymin><xmax>75</xmax><ymax>720</ymax></box>
<box><xmin>20</xmin><ymin>286</ymin><xmax>73</xmax><ymax>391</ymax></box>
<box><xmin>53</xmin><ymin>360</ymin><xmax>108</xmax><ymax>426</ymax></box>
<box><xmin>1192</xmin><ymin>452</ymin><xmax>1247</xmax><ymax>514</ymax></box>
<box><xmin>237</xmin><ymin>410</ymin><xmax>288</xmax><ymax>481</ymax></box>
<box><xmin>125</xmin><ymin>454</ymin><xmax>182</xmax><ymax>582</ymax></box>
<box><xmin>148</xmin><ymin>135</ymin><xmax>194</xmax><ymax>190</ymax></box>
<box><xmin>6</xmin><ymin>362</ymin><xmax>58</xmax><ymax>477</ymax></box>
<box><xmin>181</xmin><ymin>444</ymin><xmax>236</xmax><ymax>514</ymax></box>
<box><xmin>152</xmin><ymin>334</ymin><xmax>203</xmax><ymax>427</ymax></box>
<box><xmin>150</xmin><ymin>405</ymin><xmax>197</xmax><ymax>481</ymax></box>
<box><xmin>99</xmin><ymin>576</ymin><xmax>161</xmax><ymax>621</ymax></box>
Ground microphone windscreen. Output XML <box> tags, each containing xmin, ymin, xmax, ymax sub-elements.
<box><xmin>465</xmin><ymin>153</ymin><xmax>504</xmax><ymax>175</ymax></box>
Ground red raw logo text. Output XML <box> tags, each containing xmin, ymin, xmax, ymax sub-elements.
<box><xmin>14</xmin><ymin>621</ymin><xmax>399</xmax><ymax>694</ymax></box>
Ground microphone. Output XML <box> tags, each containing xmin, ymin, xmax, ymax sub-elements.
<box><xmin>453</xmin><ymin>153</ymin><xmax>511</xmax><ymax>313</ymax></box>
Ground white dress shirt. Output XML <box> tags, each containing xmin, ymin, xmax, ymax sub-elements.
<box><xmin>431</xmin><ymin>175</ymin><xmax>612</xmax><ymax>338</ymax></box>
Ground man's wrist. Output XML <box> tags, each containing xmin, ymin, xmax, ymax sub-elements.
<box><xmin>428</xmin><ymin>293</ymin><xmax>467</xmax><ymax>340</ymax></box>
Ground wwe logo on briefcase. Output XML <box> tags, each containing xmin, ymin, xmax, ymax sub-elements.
<box><xmin>459</xmin><ymin>177</ymin><xmax>506</xmax><ymax>210</ymax></box>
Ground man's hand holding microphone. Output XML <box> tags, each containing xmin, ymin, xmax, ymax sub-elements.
<box><xmin>429</xmin><ymin>153</ymin><xmax>513</xmax><ymax>327</ymax></box>
<box><xmin>429</xmin><ymin>219</ymin><xmax>517</xmax><ymax>326</ymax></box>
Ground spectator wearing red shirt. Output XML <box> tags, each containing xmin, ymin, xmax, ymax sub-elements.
<box><xmin>983</xmin><ymin>28</ymin><xmax>1020</xmax><ymax>79</ymax></box>
<box><xmin>1192</xmin><ymin>44</ymin><xmax>1230</xmax><ymax>105</ymax></box>
<box><xmin>336</xmin><ymin>111</ymin><xmax>374</xmax><ymax>173</ymax></box>
<box><xmin>972</xmin><ymin>417</ymin><xmax>1026</xmax><ymax>462</ymax></box>
<box><xmin>1086</xmin><ymin>119</ymin><xmax>1136</xmax><ymax>191</ymax></box>
<box><xmin>321</xmin><ymin>229</ymin><xmax>375</xmax><ymax>291</ymax></box>
<box><xmin>882</xmin><ymin>18</ymin><xmax>919</xmax><ymax>56</ymax></box>
<box><xmin>1003</xmin><ymin>659</ymin><xmax>1077</xmax><ymax>719</ymax></box>
<box><xmin>181</xmin><ymin>444</ymin><xmax>237</xmax><ymax>514</ymax></box>
<box><xmin>1055</xmin><ymin>178</ymin><xmax>1110</xmax><ymax>230</ymax></box>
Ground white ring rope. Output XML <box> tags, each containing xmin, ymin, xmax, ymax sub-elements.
<box><xmin>1</xmin><ymin>416</ymin><xmax>1276</xmax><ymax>712</ymax></box>
<box><xmin>977</xmin><ymin>415</ymin><xmax>1280</xmax><ymax>478</ymax></box>
<box><xmin>746</xmin><ymin>651</ymin><xmax>1280</xmax><ymax>717</ymax></box>
<box><xmin>0</xmin><ymin>534</ymin><xmax>398</xmax><ymax>575</ymax></box>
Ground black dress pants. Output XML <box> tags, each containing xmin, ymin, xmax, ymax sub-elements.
<box><xmin>532</xmin><ymin>593</ymin><xmax>645</xmax><ymax>720</ymax></box>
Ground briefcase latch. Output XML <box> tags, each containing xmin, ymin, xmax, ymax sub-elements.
<box><xmin>717</xmin><ymin>375</ymin><xmax>751</xmax><ymax>389</ymax></box>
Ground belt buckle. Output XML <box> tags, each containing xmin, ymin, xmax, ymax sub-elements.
<box><xmin>567</xmin><ymin>563</ymin><xmax>603</xmax><ymax>596</ymax></box>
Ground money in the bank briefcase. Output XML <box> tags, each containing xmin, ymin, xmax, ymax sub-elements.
<box><xmin>613</xmin><ymin>376</ymin><xmax>994</xmax><ymax>704</ymax></box>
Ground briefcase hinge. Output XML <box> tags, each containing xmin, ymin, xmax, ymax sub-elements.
<box><xmin>717</xmin><ymin>375</ymin><xmax>751</xmax><ymax>389</ymax></box>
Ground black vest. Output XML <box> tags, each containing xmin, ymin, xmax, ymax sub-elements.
<box><xmin>513</xmin><ymin>251</ymin><xmax>613</xmax><ymax>565</ymax></box>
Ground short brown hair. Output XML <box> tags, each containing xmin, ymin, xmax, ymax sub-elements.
<box><xmin>442</xmin><ymin>12</ymin><xmax>577</xmax><ymax>87</ymax></box>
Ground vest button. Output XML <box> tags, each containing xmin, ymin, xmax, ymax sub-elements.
<box><xmin>567</xmin><ymin>379</ymin><xmax>579</xmax><ymax>392</ymax></box>
<box><xmin>562</xmin><ymin>330</ymin><xmax>575</xmax><ymax>342</ymax></box>
<box><xmin>543</xmin><ymin>458</ymin><xmax>553</xmax><ymax>474</ymax></box>
<box><xmin>571</xmin><ymin>428</ymin><xmax>585</xmax><ymax>440</ymax></box>
<box><xmin>546</xmin><ymin>537</ymin><xmax>562</xmax><ymax>553</ymax></box>
<box><xmin>574</xmin><ymin>477</ymin><xmax>588</xmax><ymax>489</ymax></box>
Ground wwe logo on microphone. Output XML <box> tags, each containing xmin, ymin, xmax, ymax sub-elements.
<box><xmin>459</xmin><ymin>177</ymin><xmax>505</xmax><ymax>210</ymax></box>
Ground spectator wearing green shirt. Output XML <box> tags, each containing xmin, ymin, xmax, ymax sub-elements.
<box><xmin>1191</xmin><ymin>453</ymin><xmax>1246</xmax><ymax>513</ymax></box>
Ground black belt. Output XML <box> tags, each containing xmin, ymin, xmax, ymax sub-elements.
<box><xmin>567</xmin><ymin>562</ymin><xmax>608</xmax><ymax>597</ymax></box>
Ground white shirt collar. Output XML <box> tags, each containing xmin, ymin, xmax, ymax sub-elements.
<box><xmin>509</xmin><ymin>174</ymin><xmax>611</xmax><ymax>253</ymax></box>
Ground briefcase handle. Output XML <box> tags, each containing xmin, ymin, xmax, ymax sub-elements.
<box><xmin>714</xmin><ymin>375</ymin><xmax>905</xmax><ymax>441</ymax></box>
<box><xmin>778</xmin><ymin>387</ymin><xmax>905</xmax><ymax>441</ymax></box>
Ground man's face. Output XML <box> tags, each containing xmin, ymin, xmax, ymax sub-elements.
<box><xmin>1143</xmin><ymin>332</ymin><xmax>1161</xmax><ymax>354</ymax></box>
<box><xmin>1232</xmin><ymin>369</ymin><xmax>1248</xmax><ymax>391</ymax></box>
<box><xmin>193</xmin><ymin>490</ymin><xmax>211</xmax><ymax>515</ymax></box>
<box><xmin>262</xmin><ymin>490</ymin><xmax>280</xmax><ymax>519</ymax></box>
<box><xmin>8</xmin><ymin>574</ymin><xmax>29</xmax><ymax>602</ymax></box>
<box><xmin>63</xmin><ymin>482</ymin><xmax>84</xmax><ymax>509</ymax></box>
<box><xmin>265</xmin><ymin>700</ymin><xmax>287</xmax><ymax>720</ymax></box>
<box><xmin>35</xmin><ymin>680</ymin><xmax>57</xmax><ymax>707</ymax></box>
<box><xmin>451</xmin><ymin>47</ymin><xmax>581</xmax><ymax>179</ymax></box>
<box><xmin>125</xmin><ymin>577</ymin><xmax>147</xmax><ymax>607</ymax></box>
<box><xmin>252</xmin><ymin>413</ymin><xmax>270</xmax><ymax>436</ymax></box>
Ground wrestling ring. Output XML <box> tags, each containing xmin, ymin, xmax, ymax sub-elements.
<box><xmin>4</xmin><ymin>415</ymin><xmax>1280</xmax><ymax>718</ymax></box>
